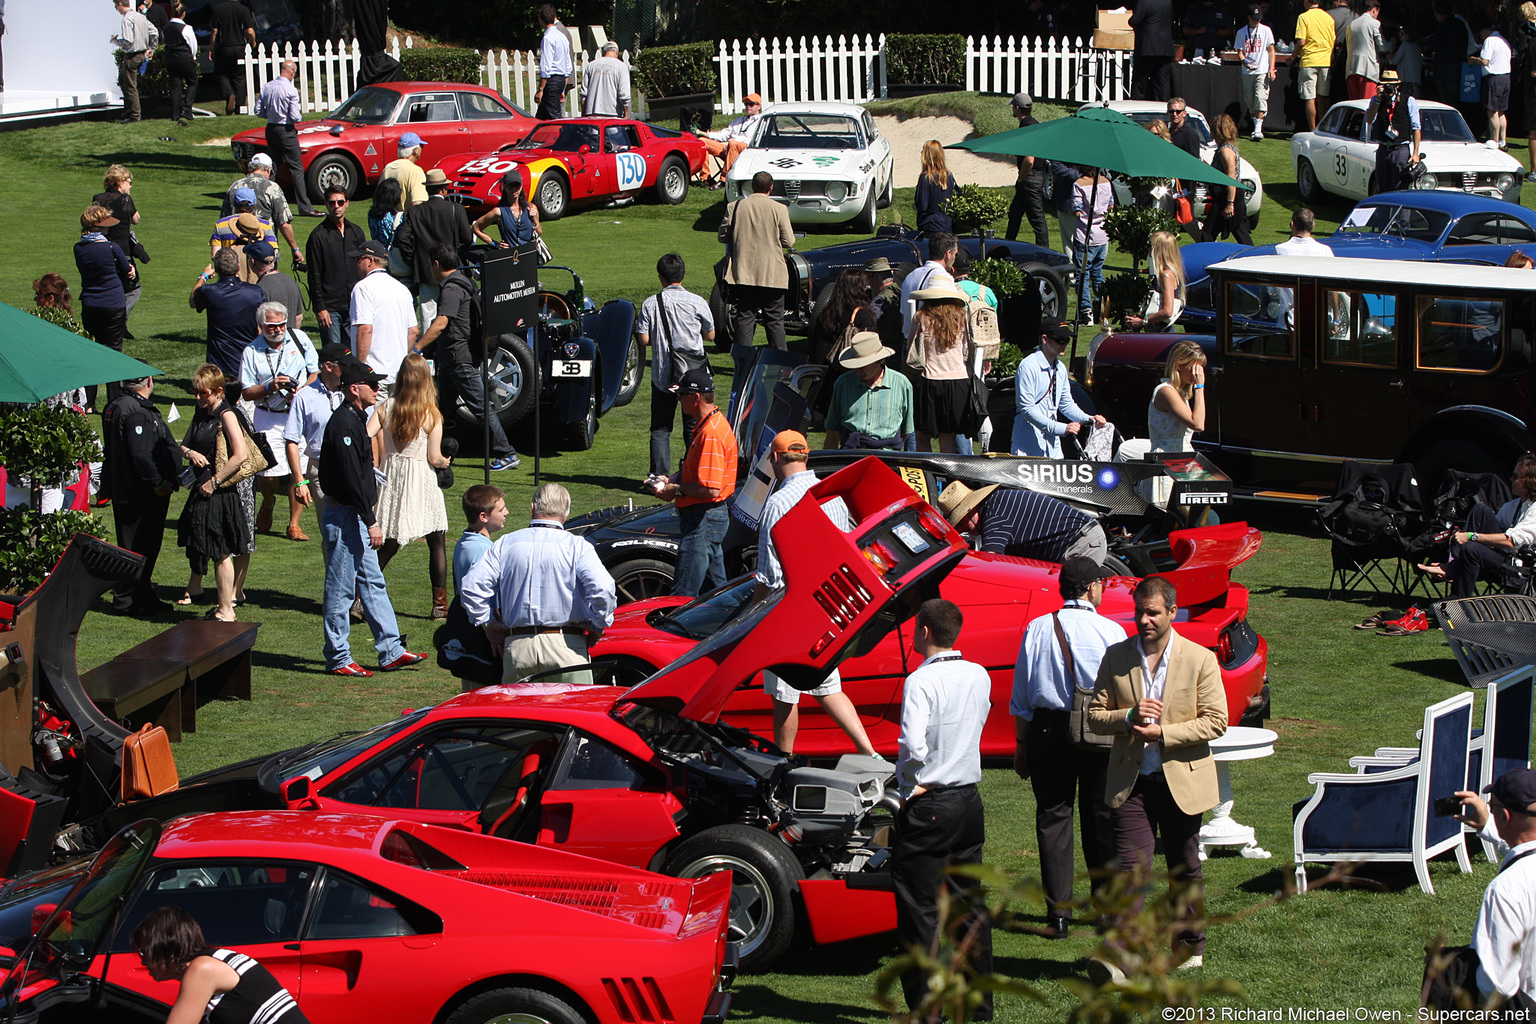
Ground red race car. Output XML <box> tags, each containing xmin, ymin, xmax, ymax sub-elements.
<box><xmin>229</xmin><ymin>81</ymin><xmax>537</xmax><ymax>199</ymax></box>
<box><xmin>64</xmin><ymin>459</ymin><xmax>967</xmax><ymax>972</ymax></box>
<box><xmin>432</xmin><ymin>117</ymin><xmax>707</xmax><ymax>220</ymax></box>
<box><xmin>0</xmin><ymin>815</ymin><xmax>733</xmax><ymax>1024</ymax></box>
<box><xmin>590</xmin><ymin>521</ymin><xmax>1271</xmax><ymax>759</ymax></box>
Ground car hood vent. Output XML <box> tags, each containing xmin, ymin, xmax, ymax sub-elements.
<box><xmin>448</xmin><ymin>870</ymin><xmax>684</xmax><ymax>930</ymax></box>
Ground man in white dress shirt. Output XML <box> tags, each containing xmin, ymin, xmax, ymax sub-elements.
<box><xmin>1011</xmin><ymin>556</ymin><xmax>1124</xmax><ymax>939</ymax></box>
<box><xmin>1442</xmin><ymin>768</ymin><xmax>1536</xmax><ymax>1009</ymax></box>
<box><xmin>535</xmin><ymin>4</ymin><xmax>574</xmax><ymax>120</ymax></box>
<box><xmin>892</xmin><ymin>598</ymin><xmax>994</xmax><ymax>1021</ymax></box>
<box><xmin>459</xmin><ymin>483</ymin><xmax>616</xmax><ymax>684</ymax></box>
<box><xmin>110</xmin><ymin>0</ymin><xmax>159</xmax><ymax>123</ymax></box>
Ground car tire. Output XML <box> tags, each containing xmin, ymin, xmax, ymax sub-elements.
<box><xmin>1411</xmin><ymin>440</ymin><xmax>1505</xmax><ymax>498</ymax></box>
<box><xmin>709</xmin><ymin>282</ymin><xmax>734</xmax><ymax>353</ymax></box>
<box><xmin>614</xmin><ymin>335</ymin><xmax>643</xmax><ymax>407</ymax></box>
<box><xmin>652</xmin><ymin>154</ymin><xmax>690</xmax><ymax>205</ymax></box>
<box><xmin>445</xmin><ymin>986</ymin><xmax>585</xmax><ymax>1024</ymax></box>
<box><xmin>879</xmin><ymin>168</ymin><xmax>894</xmax><ymax>210</ymax></box>
<box><xmin>1297</xmin><ymin>158</ymin><xmax>1321</xmax><ymax>203</ymax></box>
<box><xmin>611</xmin><ymin>557</ymin><xmax>676</xmax><ymax>603</ymax></box>
<box><xmin>1022</xmin><ymin>262</ymin><xmax>1068</xmax><ymax>322</ymax></box>
<box><xmin>663</xmin><ymin>823</ymin><xmax>804</xmax><ymax>972</ymax></box>
<box><xmin>470</xmin><ymin>332</ymin><xmax>537</xmax><ymax>431</ymax></box>
<box><xmin>853</xmin><ymin>193</ymin><xmax>877</xmax><ymax>234</ymax></box>
<box><xmin>1101</xmin><ymin>553</ymin><xmax>1139</xmax><ymax>578</ymax></box>
<box><xmin>305</xmin><ymin>151</ymin><xmax>360</xmax><ymax>200</ymax></box>
<box><xmin>535</xmin><ymin>171</ymin><xmax>570</xmax><ymax>220</ymax></box>
<box><xmin>567</xmin><ymin>370</ymin><xmax>600</xmax><ymax>451</ymax></box>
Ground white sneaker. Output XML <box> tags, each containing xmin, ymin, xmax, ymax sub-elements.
<box><xmin>1250</xmin><ymin>130</ymin><xmax>1263</xmax><ymax>141</ymax></box>
<box><xmin>1487</xmin><ymin>139</ymin><xmax>1501</xmax><ymax>149</ymax></box>
<box><xmin>1087</xmin><ymin>956</ymin><xmax>1128</xmax><ymax>984</ymax></box>
<box><xmin>1177</xmin><ymin>954</ymin><xmax>1205</xmax><ymax>970</ymax></box>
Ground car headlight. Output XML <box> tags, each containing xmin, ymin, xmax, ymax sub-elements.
<box><xmin>1417</xmin><ymin>172</ymin><xmax>1439</xmax><ymax>189</ymax></box>
<box><xmin>826</xmin><ymin>181</ymin><xmax>848</xmax><ymax>203</ymax></box>
<box><xmin>1497</xmin><ymin>173</ymin><xmax>1517</xmax><ymax>193</ymax></box>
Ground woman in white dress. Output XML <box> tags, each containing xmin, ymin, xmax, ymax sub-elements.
<box><xmin>369</xmin><ymin>354</ymin><xmax>452</xmax><ymax>619</ymax></box>
<box><xmin>1123</xmin><ymin>231</ymin><xmax>1187</xmax><ymax>332</ymax></box>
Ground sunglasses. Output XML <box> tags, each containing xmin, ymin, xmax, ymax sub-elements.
<box><xmin>194</xmin><ymin>389</ymin><xmax>218</xmax><ymax>398</ymax></box>
<box><xmin>1168</xmin><ymin>107</ymin><xmax>1186</xmax><ymax>115</ymax></box>
<box><xmin>261</xmin><ymin>321</ymin><xmax>287</xmax><ymax>331</ymax></box>
<box><xmin>326</xmin><ymin>199</ymin><xmax>348</xmax><ymax>206</ymax></box>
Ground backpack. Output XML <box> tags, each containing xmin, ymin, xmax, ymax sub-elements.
<box><xmin>967</xmin><ymin>294</ymin><xmax>1001</xmax><ymax>360</ymax></box>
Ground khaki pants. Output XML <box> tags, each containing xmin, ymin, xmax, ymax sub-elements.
<box><xmin>502</xmin><ymin>631</ymin><xmax>592</xmax><ymax>685</ymax></box>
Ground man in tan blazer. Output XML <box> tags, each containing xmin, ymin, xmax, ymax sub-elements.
<box><xmin>1088</xmin><ymin>574</ymin><xmax>1227</xmax><ymax>972</ymax></box>
<box><xmin>717</xmin><ymin>170</ymin><xmax>795</xmax><ymax>352</ymax></box>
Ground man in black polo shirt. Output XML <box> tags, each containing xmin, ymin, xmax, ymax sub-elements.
<box><xmin>319</xmin><ymin>358</ymin><xmax>426</xmax><ymax>677</ymax></box>
<box><xmin>416</xmin><ymin>244</ymin><xmax>519</xmax><ymax>471</ymax></box>
<box><xmin>190</xmin><ymin>247</ymin><xmax>264</xmax><ymax>384</ymax></box>
<box><xmin>306</xmin><ymin>186</ymin><xmax>365</xmax><ymax>349</ymax></box>
<box><xmin>101</xmin><ymin>374</ymin><xmax>181</xmax><ymax>614</ymax></box>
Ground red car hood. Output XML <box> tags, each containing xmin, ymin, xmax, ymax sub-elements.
<box><xmin>616</xmin><ymin>459</ymin><xmax>967</xmax><ymax>723</ymax></box>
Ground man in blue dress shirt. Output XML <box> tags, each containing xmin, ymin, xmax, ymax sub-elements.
<box><xmin>1011</xmin><ymin>320</ymin><xmax>1105</xmax><ymax>457</ymax></box>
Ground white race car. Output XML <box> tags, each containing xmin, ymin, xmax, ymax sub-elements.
<box><xmin>1292</xmin><ymin>98</ymin><xmax>1523</xmax><ymax>203</ymax></box>
<box><xmin>1086</xmin><ymin>100</ymin><xmax>1264</xmax><ymax>229</ymax></box>
<box><xmin>724</xmin><ymin>102</ymin><xmax>896</xmax><ymax>232</ymax></box>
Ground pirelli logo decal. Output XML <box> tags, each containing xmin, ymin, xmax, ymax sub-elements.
<box><xmin>898</xmin><ymin>466</ymin><xmax>929</xmax><ymax>502</ymax></box>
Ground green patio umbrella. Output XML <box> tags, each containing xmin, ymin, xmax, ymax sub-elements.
<box><xmin>0</xmin><ymin>301</ymin><xmax>160</xmax><ymax>404</ymax></box>
<box><xmin>948</xmin><ymin>105</ymin><xmax>1249</xmax><ymax>338</ymax></box>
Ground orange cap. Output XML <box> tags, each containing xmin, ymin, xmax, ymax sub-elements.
<box><xmin>744</xmin><ymin>93</ymin><xmax>763</xmax><ymax>106</ymax></box>
<box><xmin>770</xmin><ymin>430</ymin><xmax>810</xmax><ymax>455</ymax></box>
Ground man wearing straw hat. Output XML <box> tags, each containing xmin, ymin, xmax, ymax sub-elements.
<box><xmin>823</xmin><ymin>332</ymin><xmax>914</xmax><ymax>452</ymax></box>
<box><xmin>937</xmin><ymin>479</ymin><xmax>1108</xmax><ymax>566</ymax></box>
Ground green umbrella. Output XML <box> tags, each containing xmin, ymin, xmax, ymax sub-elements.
<box><xmin>945</xmin><ymin>104</ymin><xmax>1244</xmax><ymax>191</ymax></box>
<box><xmin>0</xmin><ymin>301</ymin><xmax>160</xmax><ymax>404</ymax></box>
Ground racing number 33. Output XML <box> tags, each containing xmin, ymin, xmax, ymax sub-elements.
<box><xmin>1335</xmin><ymin>152</ymin><xmax>1348</xmax><ymax>177</ymax></box>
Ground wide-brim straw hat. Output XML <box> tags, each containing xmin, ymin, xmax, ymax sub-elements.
<box><xmin>911</xmin><ymin>285</ymin><xmax>968</xmax><ymax>305</ymax></box>
<box><xmin>839</xmin><ymin>331</ymin><xmax>895</xmax><ymax>368</ymax></box>
<box><xmin>937</xmin><ymin>480</ymin><xmax>1000</xmax><ymax>526</ymax></box>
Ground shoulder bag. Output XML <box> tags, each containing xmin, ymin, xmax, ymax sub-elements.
<box><xmin>657</xmin><ymin>289</ymin><xmax>709</xmax><ymax>381</ymax></box>
<box><xmin>1056</xmin><ymin>612</ymin><xmax>1114</xmax><ymax>752</ymax></box>
<box><xmin>214</xmin><ymin>405</ymin><xmax>272</xmax><ymax>488</ymax></box>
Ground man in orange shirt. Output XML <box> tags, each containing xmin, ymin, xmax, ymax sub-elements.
<box><xmin>644</xmin><ymin>367</ymin><xmax>738</xmax><ymax>596</ymax></box>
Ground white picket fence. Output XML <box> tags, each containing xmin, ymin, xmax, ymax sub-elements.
<box><xmin>239</xmin><ymin>37</ymin><xmax>624</xmax><ymax>118</ymax></box>
<box><xmin>239</xmin><ymin>33</ymin><xmax>1129</xmax><ymax>119</ymax></box>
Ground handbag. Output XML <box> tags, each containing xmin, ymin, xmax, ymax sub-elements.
<box><xmin>1056</xmin><ymin>613</ymin><xmax>1114</xmax><ymax>752</ymax></box>
<box><xmin>1461</xmin><ymin>61</ymin><xmax>1484</xmax><ymax>102</ymax></box>
<box><xmin>535</xmin><ymin>235</ymin><xmax>553</xmax><ymax>265</ymax></box>
<box><xmin>1174</xmin><ymin>194</ymin><xmax>1195</xmax><ymax>226</ymax></box>
<box><xmin>214</xmin><ymin>406</ymin><xmax>272</xmax><ymax>488</ymax></box>
<box><xmin>905</xmin><ymin>326</ymin><xmax>927</xmax><ymax>372</ymax></box>
<box><xmin>121</xmin><ymin>724</ymin><xmax>178</xmax><ymax>801</ymax></box>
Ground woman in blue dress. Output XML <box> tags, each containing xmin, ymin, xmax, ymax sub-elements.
<box><xmin>472</xmin><ymin>170</ymin><xmax>542</xmax><ymax>249</ymax></box>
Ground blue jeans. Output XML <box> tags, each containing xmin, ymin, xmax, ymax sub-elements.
<box><xmin>321</xmin><ymin>503</ymin><xmax>404</xmax><ymax>669</ymax></box>
<box><xmin>1074</xmin><ymin>243</ymin><xmax>1107</xmax><ymax>320</ymax></box>
<box><xmin>442</xmin><ymin>360</ymin><xmax>515</xmax><ymax>459</ymax></box>
<box><xmin>319</xmin><ymin>311</ymin><xmax>350</xmax><ymax>350</ymax></box>
<box><xmin>673</xmin><ymin>503</ymin><xmax>729</xmax><ymax>598</ymax></box>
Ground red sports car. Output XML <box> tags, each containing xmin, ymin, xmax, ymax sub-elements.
<box><xmin>432</xmin><ymin>117</ymin><xmax>707</xmax><ymax>220</ymax></box>
<box><xmin>0</xmin><ymin>815</ymin><xmax>733</xmax><ymax>1024</ymax></box>
<box><xmin>590</xmin><ymin>521</ymin><xmax>1271</xmax><ymax>759</ymax></box>
<box><xmin>63</xmin><ymin>459</ymin><xmax>966</xmax><ymax>972</ymax></box>
<box><xmin>229</xmin><ymin>81</ymin><xmax>537</xmax><ymax>199</ymax></box>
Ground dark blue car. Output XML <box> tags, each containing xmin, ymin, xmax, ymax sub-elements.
<box><xmin>1178</xmin><ymin>191</ymin><xmax>1536</xmax><ymax>332</ymax></box>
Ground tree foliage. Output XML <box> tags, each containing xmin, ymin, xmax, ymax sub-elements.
<box><xmin>884</xmin><ymin>33</ymin><xmax>966</xmax><ymax>84</ymax></box>
<box><xmin>942</xmin><ymin>185</ymin><xmax>1009</xmax><ymax>240</ymax></box>
<box><xmin>0</xmin><ymin>404</ymin><xmax>105</xmax><ymax>596</ymax></box>
<box><xmin>634</xmin><ymin>41</ymin><xmax>719</xmax><ymax>96</ymax></box>
<box><xmin>399</xmin><ymin>46</ymin><xmax>485</xmax><ymax>84</ymax></box>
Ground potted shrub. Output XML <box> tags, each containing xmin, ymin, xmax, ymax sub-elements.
<box><xmin>635</xmin><ymin>41</ymin><xmax>718</xmax><ymax>124</ymax></box>
<box><xmin>884</xmin><ymin>34</ymin><xmax>966</xmax><ymax>97</ymax></box>
<box><xmin>943</xmin><ymin>185</ymin><xmax>1010</xmax><ymax>248</ymax></box>
<box><xmin>0</xmin><ymin>403</ymin><xmax>100</xmax><ymax>597</ymax></box>
<box><xmin>1104</xmin><ymin>203</ymin><xmax>1177</xmax><ymax>274</ymax></box>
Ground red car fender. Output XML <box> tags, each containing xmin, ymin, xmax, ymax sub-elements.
<box><xmin>797</xmin><ymin>879</ymin><xmax>896</xmax><ymax>945</ymax></box>
<box><xmin>1153</xmin><ymin>522</ymin><xmax>1264</xmax><ymax>607</ymax></box>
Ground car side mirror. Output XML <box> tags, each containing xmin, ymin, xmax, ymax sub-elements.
<box><xmin>578</xmin><ymin>144</ymin><xmax>591</xmax><ymax>155</ymax></box>
<box><xmin>329</xmin><ymin>124</ymin><xmax>343</xmax><ymax>136</ymax></box>
<box><xmin>280</xmin><ymin>775</ymin><xmax>313</xmax><ymax>804</ymax></box>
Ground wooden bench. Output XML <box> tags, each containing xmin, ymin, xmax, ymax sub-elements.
<box><xmin>81</xmin><ymin>620</ymin><xmax>259</xmax><ymax>741</ymax></box>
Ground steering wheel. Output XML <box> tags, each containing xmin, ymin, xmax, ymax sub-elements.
<box><xmin>537</xmin><ymin>291</ymin><xmax>572</xmax><ymax>320</ymax></box>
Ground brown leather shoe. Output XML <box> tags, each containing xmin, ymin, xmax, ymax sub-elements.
<box><xmin>286</xmin><ymin>525</ymin><xmax>310</xmax><ymax>542</ymax></box>
<box><xmin>431</xmin><ymin>587</ymin><xmax>448</xmax><ymax>620</ymax></box>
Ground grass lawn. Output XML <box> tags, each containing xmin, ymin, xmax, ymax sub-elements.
<box><xmin>0</xmin><ymin>103</ymin><xmax>1527</xmax><ymax>1020</ymax></box>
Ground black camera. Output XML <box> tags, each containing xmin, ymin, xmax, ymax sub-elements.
<box><xmin>1433</xmin><ymin>796</ymin><xmax>1463</xmax><ymax>817</ymax></box>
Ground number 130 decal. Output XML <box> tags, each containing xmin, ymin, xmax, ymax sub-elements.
<box><xmin>616</xmin><ymin>151</ymin><xmax>646</xmax><ymax>190</ymax></box>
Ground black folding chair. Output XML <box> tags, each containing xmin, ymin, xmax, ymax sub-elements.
<box><xmin>1316</xmin><ymin>461</ymin><xmax>1428</xmax><ymax>600</ymax></box>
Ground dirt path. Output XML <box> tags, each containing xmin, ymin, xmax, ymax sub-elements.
<box><xmin>873</xmin><ymin>114</ymin><xmax>1017</xmax><ymax>189</ymax></box>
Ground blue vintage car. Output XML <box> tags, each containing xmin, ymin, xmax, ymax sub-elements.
<box><xmin>1177</xmin><ymin>191</ymin><xmax>1536</xmax><ymax>332</ymax></box>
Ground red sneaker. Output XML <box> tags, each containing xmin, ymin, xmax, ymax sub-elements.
<box><xmin>329</xmin><ymin>662</ymin><xmax>374</xmax><ymax>677</ymax></box>
<box><xmin>379</xmin><ymin>651</ymin><xmax>426</xmax><ymax>672</ymax></box>
<box><xmin>1377</xmin><ymin>607</ymin><xmax>1429</xmax><ymax>635</ymax></box>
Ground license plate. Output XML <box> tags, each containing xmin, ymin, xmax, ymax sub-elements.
<box><xmin>550</xmin><ymin>359</ymin><xmax>592</xmax><ymax>378</ymax></box>
<box><xmin>891</xmin><ymin>521</ymin><xmax>930</xmax><ymax>554</ymax></box>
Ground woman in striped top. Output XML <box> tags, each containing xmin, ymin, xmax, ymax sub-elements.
<box><xmin>131</xmin><ymin>906</ymin><xmax>311</xmax><ymax>1024</ymax></box>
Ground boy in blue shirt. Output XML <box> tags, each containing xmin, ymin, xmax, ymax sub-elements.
<box><xmin>453</xmin><ymin>484</ymin><xmax>508</xmax><ymax>596</ymax></box>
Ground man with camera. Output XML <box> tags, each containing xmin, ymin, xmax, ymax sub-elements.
<box><xmin>241</xmin><ymin>301</ymin><xmax>316</xmax><ymax>541</ymax></box>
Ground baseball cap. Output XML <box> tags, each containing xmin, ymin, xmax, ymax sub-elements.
<box><xmin>1485</xmin><ymin>768</ymin><xmax>1536</xmax><ymax>812</ymax></box>
<box><xmin>339</xmin><ymin>357</ymin><xmax>385</xmax><ymax>388</ymax></box>
<box><xmin>1247</xmin><ymin>4</ymin><xmax>1263</xmax><ymax>17</ymax></box>
<box><xmin>398</xmin><ymin>131</ymin><xmax>426</xmax><ymax>148</ymax></box>
<box><xmin>1012</xmin><ymin>91</ymin><xmax>1033</xmax><ymax>109</ymax></box>
<box><xmin>666</xmin><ymin>366</ymin><xmax>715</xmax><ymax>396</ymax></box>
<box><xmin>770</xmin><ymin>430</ymin><xmax>810</xmax><ymax>455</ymax></box>
<box><xmin>243</xmin><ymin>240</ymin><xmax>276</xmax><ymax>261</ymax></box>
<box><xmin>248</xmin><ymin>152</ymin><xmax>274</xmax><ymax>170</ymax></box>
<box><xmin>1042</xmin><ymin>321</ymin><xmax>1073</xmax><ymax>343</ymax></box>
<box><xmin>744</xmin><ymin>93</ymin><xmax>763</xmax><ymax>106</ymax></box>
<box><xmin>348</xmin><ymin>239</ymin><xmax>390</xmax><ymax>260</ymax></box>
<box><xmin>1059</xmin><ymin>555</ymin><xmax>1114</xmax><ymax>596</ymax></box>
<box><xmin>233</xmin><ymin>187</ymin><xmax>258</xmax><ymax>207</ymax></box>
<box><xmin>317</xmin><ymin>342</ymin><xmax>351</xmax><ymax>364</ymax></box>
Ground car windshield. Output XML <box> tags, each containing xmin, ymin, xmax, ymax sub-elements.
<box><xmin>1127</xmin><ymin>109</ymin><xmax>1213</xmax><ymax>146</ymax></box>
<box><xmin>263</xmin><ymin>709</ymin><xmax>430</xmax><ymax>785</ymax></box>
<box><xmin>1337</xmin><ymin>204</ymin><xmax>1450</xmax><ymax>242</ymax></box>
<box><xmin>756</xmin><ymin>114</ymin><xmax>863</xmax><ymax>150</ymax></box>
<box><xmin>653</xmin><ymin>579</ymin><xmax>758</xmax><ymax>641</ymax></box>
<box><xmin>515</xmin><ymin>123</ymin><xmax>601</xmax><ymax>152</ymax></box>
<box><xmin>1421</xmin><ymin>108</ymin><xmax>1477</xmax><ymax>143</ymax></box>
<box><xmin>329</xmin><ymin>87</ymin><xmax>399</xmax><ymax>125</ymax></box>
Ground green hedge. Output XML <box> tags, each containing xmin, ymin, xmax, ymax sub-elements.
<box><xmin>399</xmin><ymin>47</ymin><xmax>485</xmax><ymax>85</ymax></box>
<box><xmin>884</xmin><ymin>33</ymin><xmax>965</xmax><ymax>85</ymax></box>
<box><xmin>635</xmin><ymin>41</ymin><xmax>718</xmax><ymax>98</ymax></box>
